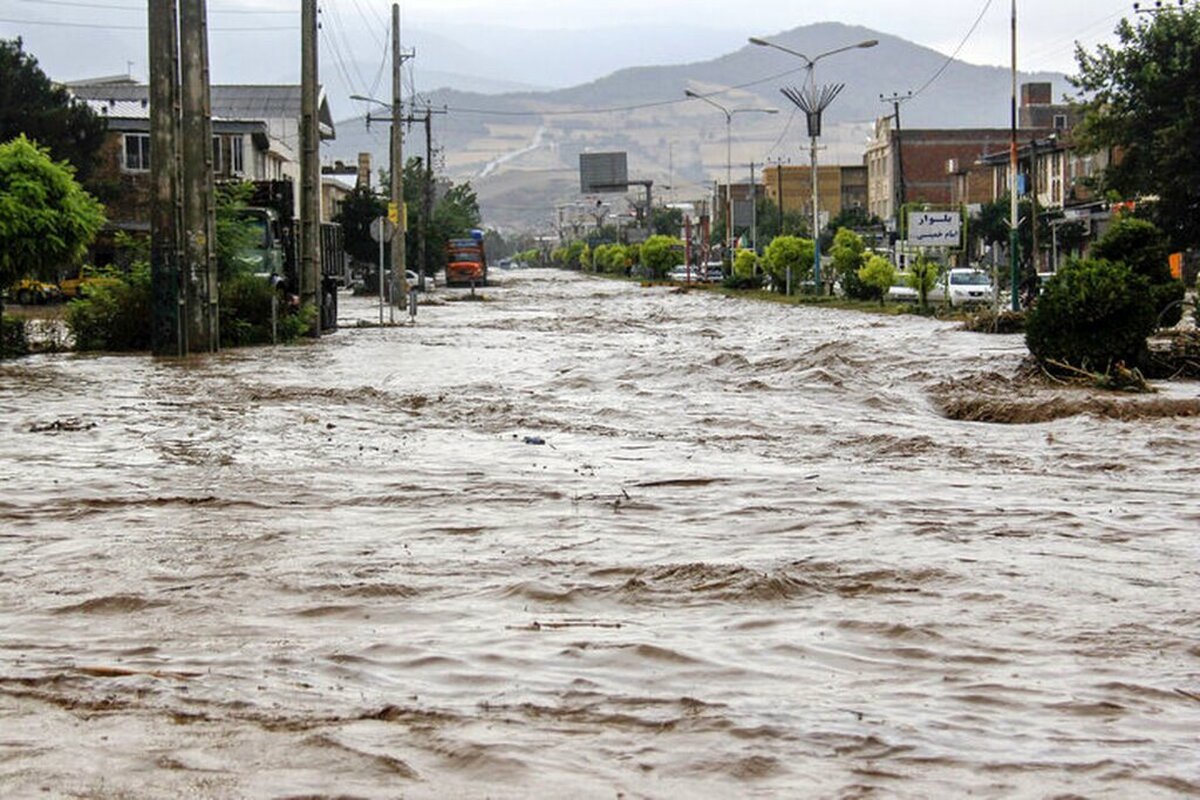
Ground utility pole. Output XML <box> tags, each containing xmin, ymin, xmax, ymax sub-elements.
<box><xmin>1009</xmin><ymin>0</ymin><xmax>1021</xmax><ymax>311</ymax></box>
<box><xmin>301</xmin><ymin>0</ymin><xmax>321</xmax><ymax>335</ymax></box>
<box><xmin>748</xmin><ymin>160</ymin><xmax>759</xmax><ymax>253</ymax></box>
<box><xmin>179</xmin><ymin>0</ymin><xmax>217</xmax><ymax>351</ymax></box>
<box><xmin>391</xmin><ymin>3</ymin><xmax>408</xmax><ymax>306</ymax></box>
<box><xmin>148</xmin><ymin>0</ymin><xmax>184</xmax><ymax>356</ymax></box>
<box><xmin>880</xmin><ymin>91</ymin><xmax>912</xmax><ymax>211</ymax></box>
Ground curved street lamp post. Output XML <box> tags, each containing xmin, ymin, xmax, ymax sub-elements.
<box><xmin>750</xmin><ymin>36</ymin><xmax>877</xmax><ymax>291</ymax></box>
<box><xmin>684</xmin><ymin>89</ymin><xmax>778</xmax><ymax>268</ymax></box>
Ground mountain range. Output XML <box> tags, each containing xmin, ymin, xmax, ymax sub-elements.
<box><xmin>328</xmin><ymin>22</ymin><xmax>1070</xmax><ymax>233</ymax></box>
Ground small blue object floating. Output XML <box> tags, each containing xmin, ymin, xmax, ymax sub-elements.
<box><xmin>523</xmin><ymin>436</ymin><xmax>546</xmax><ymax>445</ymax></box>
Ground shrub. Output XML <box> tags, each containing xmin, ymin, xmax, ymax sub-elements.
<box><xmin>220</xmin><ymin>272</ymin><xmax>314</xmax><ymax>347</ymax></box>
<box><xmin>907</xmin><ymin>256</ymin><xmax>941</xmax><ymax>311</ymax></box>
<box><xmin>1092</xmin><ymin>217</ymin><xmax>1184</xmax><ymax>327</ymax></box>
<box><xmin>1025</xmin><ymin>258</ymin><xmax>1156</xmax><ymax>370</ymax></box>
<box><xmin>1</xmin><ymin>313</ymin><xmax>29</xmax><ymax>357</ymax></box>
<box><xmin>722</xmin><ymin>273</ymin><xmax>763</xmax><ymax>290</ymax></box>
<box><xmin>763</xmin><ymin>235</ymin><xmax>813</xmax><ymax>294</ymax></box>
<box><xmin>733</xmin><ymin>249</ymin><xmax>758</xmax><ymax>278</ymax></box>
<box><xmin>64</xmin><ymin>262</ymin><xmax>151</xmax><ymax>351</ymax></box>
<box><xmin>640</xmin><ymin>235</ymin><xmax>683</xmax><ymax>280</ymax></box>
<box><xmin>857</xmin><ymin>254</ymin><xmax>895</xmax><ymax>305</ymax></box>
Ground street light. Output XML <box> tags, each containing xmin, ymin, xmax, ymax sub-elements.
<box><xmin>750</xmin><ymin>36</ymin><xmax>877</xmax><ymax>292</ymax></box>
<box><xmin>684</xmin><ymin>89</ymin><xmax>778</xmax><ymax>267</ymax></box>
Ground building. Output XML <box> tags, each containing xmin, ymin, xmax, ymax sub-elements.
<box><xmin>759</xmin><ymin>164</ymin><xmax>868</xmax><ymax>224</ymax></box>
<box><xmin>69</xmin><ymin>78</ymin><xmax>336</xmax><ymax>240</ymax></box>
<box><xmin>866</xmin><ymin>82</ymin><xmax>1070</xmax><ymax>222</ymax></box>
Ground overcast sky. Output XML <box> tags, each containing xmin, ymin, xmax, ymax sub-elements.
<box><xmin>0</xmin><ymin>0</ymin><xmax>1134</xmax><ymax>80</ymax></box>
<box><xmin>392</xmin><ymin>0</ymin><xmax>1132</xmax><ymax>74</ymax></box>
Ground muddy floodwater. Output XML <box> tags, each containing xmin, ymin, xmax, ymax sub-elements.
<box><xmin>2</xmin><ymin>270</ymin><xmax>1198</xmax><ymax>798</ymax></box>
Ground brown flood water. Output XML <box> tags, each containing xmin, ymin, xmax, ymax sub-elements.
<box><xmin>2</xmin><ymin>269</ymin><xmax>1198</xmax><ymax>798</ymax></box>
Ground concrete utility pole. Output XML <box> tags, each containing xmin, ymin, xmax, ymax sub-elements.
<box><xmin>179</xmin><ymin>0</ymin><xmax>217</xmax><ymax>351</ymax></box>
<box><xmin>301</xmin><ymin>0</ymin><xmax>321</xmax><ymax>335</ymax></box>
<box><xmin>881</xmin><ymin>91</ymin><xmax>912</xmax><ymax>210</ymax></box>
<box><xmin>148</xmin><ymin>0</ymin><xmax>184</xmax><ymax>356</ymax></box>
<box><xmin>391</xmin><ymin>3</ymin><xmax>408</xmax><ymax>304</ymax></box>
<box><xmin>1009</xmin><ymin>0</ymin><xmax>1021</xmax><ymax>311</ymax></box>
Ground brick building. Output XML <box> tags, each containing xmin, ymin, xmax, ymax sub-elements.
<box><xmin>866</xmin><ymin>82</ymin><xmax>1070</xmax><ymax>222</ymax></box>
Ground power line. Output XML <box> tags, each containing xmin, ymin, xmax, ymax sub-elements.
<box><xmin>0</xmin><ymin>15</ymin><xmax>296</xmax><ymax>31</ymax></box>
<box><xmin>912</xmin><ymin>0</ymin><xmax>996</xmax><ymax>98</ymax></box>
<box><xmin>6</xmin><ymin>0</ymin><xmax>292</xmax><ymax>12</ymax></box>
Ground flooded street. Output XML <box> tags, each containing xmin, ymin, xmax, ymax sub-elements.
<box><xmin>2</xmin><ymin>269</ymin><xmax>1198</xmax><ymax>798</ymax></box>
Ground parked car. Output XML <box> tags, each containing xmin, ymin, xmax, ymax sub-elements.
<box><xmin>940</xmin><ymin>268</ymin><xmax>993</xmax><ymax>307</ymax></box>
<box><xmin>668</xmin><ymin>264</ymin><xmax>695</xmax><ymax>282</ymax></box>
<box><xmin>886</xmin><ymin>273</ymin><xmax>918</xmax><ymax>303</ymax></box>
<box><xmin>8</xmin><ymin>278</ymin><xmax>62</xmax><ymax>305</ymax></box>
<box><xmin>59</xmin><ymin>271</ymin><xmax>121</xmax><ymax>300</ymax></box>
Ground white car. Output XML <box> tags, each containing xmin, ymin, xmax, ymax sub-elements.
<box><xmin>941</xmin><ymin>268</ymin><xmax>993</xmax><ymax>307</ymax></box>
<box><xmin>886</xmin><ymin>273</ymin><xmax>918</xmax><ymax>303</ymax></box>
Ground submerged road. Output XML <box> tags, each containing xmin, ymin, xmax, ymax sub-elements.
<box><xmin>1</xmin><ymin>269</ymin><xmax>1198</xmax><ymax>798</ymax></box>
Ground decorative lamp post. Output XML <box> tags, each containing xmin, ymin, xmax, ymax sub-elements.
<box><xmin>750</xmin><ymin>36</ymin><xmax>877</xmax><ymax>291</ymax></box>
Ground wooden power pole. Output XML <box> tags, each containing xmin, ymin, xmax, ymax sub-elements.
<box><xmin>391</xmin><ymin>3</ymin><xmax>409</xmax><ymax>304</ymax></box>
<box><xmin>148</xmin><ymin>0</ymin><xmax>184</xmax><ymax>356</ymax></box>
<box><xmin>179</xmin><ymin>0</ymin><xmax>218</xmax><ymax>351</ymax></box>
<box><xmin>301</xmin><ymin>0</ymin><xmax>321</xmax><ymax>335</ymax></box>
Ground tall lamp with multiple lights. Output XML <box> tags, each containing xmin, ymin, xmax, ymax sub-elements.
<box><xmin>749</xmin><ymin>36</ymin><xmax>877</xmax><ymax>291</ymax></box>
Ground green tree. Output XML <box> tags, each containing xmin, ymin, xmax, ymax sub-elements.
<box><xmin>829</xmin><ymin>228</ymin><xmax>866</xmax><ymax>292</ymax></box>
<box><xmin>763</xmin><ymin>235</ymin><xmax>813</xmax><ymax>294</ymax></box>
<box><xmin>214</xmin><ymin>182</ymin><xmax>260</xmax><ymax>282</ymax></box>
<box><xmin>1091</xmin><ymin>216</ymin><xmax>1184</xmax><ymax>326</ymax></box>
<box><xmin>640</xmin><ymin>235</ymin><xmax>683</xmax><ymax>280</ymax></box>
<box><xmin>333</xmin><ymin>186</ymin><xmax>388</xmax><ymax>266</ymax></box>
<box><xmin>0</xmin><ymin>134</ymin><xmax>105</xmax><ymax>292</ymax></box>
<box><xmin>907</xmin><ymin>256</ymin><xmax>941</xmax><ymax>312</ymax></box>
<box><xmin>858</xmin><ymin>254</ymin><xmax>896</xmax><ymax>305</ymax></box>
<box><xmin>0</xmin><ymin>39</ymin><xmax>107</xmax><ymax>180</ymax></box>
<box><xmin>1072</xmin><ymin>6</ymin><xmax>1200</xmax><ymax>250</ymax></box>
<box><xmin>651</xmin><ymin>205</ymin><xmax>683</xmax><ymax>237</ymax></box>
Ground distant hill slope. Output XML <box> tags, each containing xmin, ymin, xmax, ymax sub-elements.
<box><xmin>334</xmin><ymin>21</ymin><xmax>1070</xmax><ymax>232</ymax></box>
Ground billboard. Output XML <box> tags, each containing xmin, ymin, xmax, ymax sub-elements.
<box><xmin>907</xmin><ymin>210</ymin><xmax>962</xmax><ymax>247</ymax></box>
<box><xmin>579</xmin><ymin>152</ymin><xmax>628</xmax><ymax>194</ymax></box>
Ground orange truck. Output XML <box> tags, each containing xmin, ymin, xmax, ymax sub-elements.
<box><xmin>445</xmin><ymin>232</ymin><xmax>488</xmax><ymax>287</ymax></box>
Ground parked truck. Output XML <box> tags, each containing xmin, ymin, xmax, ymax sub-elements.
<box><xmin>242</xmin><ymin>180</ymin><xmax>342</xmax><ymax>332</ymax></box>
<box><xmin>445</xmin><ymin>229</ymin><xmax>487</xmax><ymax>287</ymax></box>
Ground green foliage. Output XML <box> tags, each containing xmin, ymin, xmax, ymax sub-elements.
<box><xmin>763</xmin><ymin>235</ymin><xmax>814</xmax><ymax>294</ymax></box>
<box><xmin>640</xmin><ymin>235</ymin><xmax>683</xmax><ymax>280</ymax></box>
<box><xmin>830</xmin><ymin>228</ymin><xmax>868</xmax><ymax>298</ymax></box>
<box><xmin>1091</xmin><ymin>216</ymin><xmax>1184</xmax><ymax>326</ymax></box>
<box><xmin>651</xmin><ymin>205</ymin><xmax>683</xmax><ymax>237</ymax></box>
<box><xmin>219</xmin><ymin>273</ymin><xmax>313</xmax><ymax>347</ymax></box>
<box><xmin>0</xmin><ymin>134</ymin><xmax>106</xmax><ymax>290</ymax></box>
<box><xmin>0</xmin><ymin>39</ymin><xmax>107</xmax><ymax>181</ymax></box>
<box><xmin>858</xmin><ymin>254</ymin><xmax>896</xmax><ymax>305</ymax></box>
<box><xmin>907</xmin><ymin>256</ymin><xmax>941</xmax><ymax>311</ymax></box>
<box><xmin>579</xmin><ymin>243</ymin><xmax>592</xmax><ymax>271</ymax></box>
<box><xmin>64</xmin><ymin>262</ymin><xmax>151</xmax><ymax>351</ymax></box>
<box><xmin>215</xmin><ymin>182</ymin><xmax>260</xmax><ymax>281</ymax></box>
<box><xmin>1025</xmin><ymin>258</ymin><xmax>1157</xmax><ymax>370</ymax></box>
<box><xmin>1</xmin><ymin>312</ymin><xmax>29</xmax><ymax>357</ymax></box>
<box><xmin>333</xmin><ymin>185</ymin><xmax>387</xmax><ymax>266</ymax></box>
<box><xmin>733</xmin><ymin>249</ymin><xmax>758</xmax><ymax>278</ymax></box>
<box><xmin>1072</xmin><ymin>7</ymin><xmax>1200</xmax><ymax>250</ymax></box>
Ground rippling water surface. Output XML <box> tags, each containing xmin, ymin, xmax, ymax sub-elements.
<box><xmin>2</xmin><ymin>270</ymin><xmax>1198</xmax><ymax>798</ymax></box>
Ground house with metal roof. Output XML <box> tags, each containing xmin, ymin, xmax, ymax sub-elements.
<box><xmin>67</xmin><ymin>79</ymin><xmax>335</xmax><ymax>246</ymax></box>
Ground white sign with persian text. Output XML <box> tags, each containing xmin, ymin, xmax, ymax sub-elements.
<box><xmin>908</xmin><ymin>211</ymin><xmax>962</xmax><ymax>247</ymax></box>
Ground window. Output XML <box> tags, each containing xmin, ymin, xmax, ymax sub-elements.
<box><xmin>212</xmin><ymin>135</ymin><xmax>223</xmax><ymax>174</ymax></box>
<box><xmin>123</xmin><ymin>133</ymin><xmax>150</xmax><ymax>171</ymax></box>
<box><xmin>1053</xmin><ymin>113</ymin><xmax>1067</xmax><ymax>130</ymax></box>
<box><xmin>229</xmin><ymin>135</ymin><xmax>244</xmax><ymax>175</ymax></box>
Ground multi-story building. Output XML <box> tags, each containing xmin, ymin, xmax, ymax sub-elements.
<box><xmin>866</xmin><ymin>82</ymin><xmax>1069</xmax><ymax>222</ymax></box>
<box><xmin>68</xmin><ymin>77</ymin><xmax>336</xmax><ymax>246</ymax></box>
<box><xmin>759</xmin><ymin>164</ymin><xmax>868</xmax><ymax>224</ymax></box>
